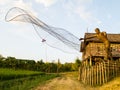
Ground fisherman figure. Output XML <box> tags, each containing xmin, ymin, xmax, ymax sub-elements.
<box><xmin>80</xmin><ymin>28</ymin><xmax>112</xmax><ymax>60</ymax></box>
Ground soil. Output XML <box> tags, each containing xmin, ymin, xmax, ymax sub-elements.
<box><xmin>34</xmin><ymin>72</ymin><xmax>97</xmax><ymax>90</ymax></box>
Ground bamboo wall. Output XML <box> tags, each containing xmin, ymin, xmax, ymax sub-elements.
<box><xmin>83</xmin><ymin>42</ymin><xmax>120</xmax><ymax>59</ymax></box>
<box><xmin>78</xmin><ymin>60</ymin><xmax>120</xmax><ymax>86</ymax></box>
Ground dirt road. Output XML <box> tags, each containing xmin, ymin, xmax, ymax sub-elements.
<box><xmin>34</xmin><ymin>72</ymin><xmax>97</xmax><ymax>90</ymax></box>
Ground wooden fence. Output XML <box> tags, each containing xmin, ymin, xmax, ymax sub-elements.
<box><xmin>78</xmin><ymin>60</ymin><xmax>120</xmax><ymax>86</ymax></box>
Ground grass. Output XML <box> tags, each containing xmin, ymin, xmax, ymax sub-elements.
<box><xmin>98</xmin><ymin>76</ymin><xmax>120</xmax><ymax>90</ymax></box>
<box><xmin>61</xmin><ymin>72</ymin><xmax>120</xmax><ymax>90</ymax></box>
<box><xmin>0</xmin><ymin>68</ymin><xmax>44</xmax><ymax>81</ymax></box>
<box><xmin>0</xmin><ymin>74</ymin><xmax>59</xmax><ymax>90</ymax></box>
<box><xmin>0</xmin><ymin>68</ymin><xmax>59</xmax><ymax>90</ymax></box>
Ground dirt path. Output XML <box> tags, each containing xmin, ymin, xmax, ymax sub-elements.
<box><xmin>34</xmin><ymin>73</ymin><xmax>98</xmax><ymax>90</ymax></box>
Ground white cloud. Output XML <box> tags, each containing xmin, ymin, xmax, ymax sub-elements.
<box><xmin>75</xmin><ymin>6</ymin><xmax>101</xmax><ymax>24</ymax></box>
<box><xmin>35</xmin><ymin>0</ymin><xmax>57</xmax><ymax>7</ymax></box>
<box><xmin>77</xmin><ymin>0</ymin><xmax>93</xmax><ymax>4</ymax></box>
<box><xmin>63</xmin><ymin>0</ymin><xmax>102</xmax><ymax>24</ymax></box>
<box><xmin>13</xmin><ymin>0</ymin><xmax>38</xmax><ymax>16</ymax></box>
<box><xmin>0</xmin><ymin>0</ymin><xmax>36</xmax><ymax>14</ymax></box>
<box><xmin>0</xmin><ymin>0</ymin><xmax>39</xmax><ymax>41</ymax></box>
<box><xmin>0</xmin><ymin>0</ymin><xmax>38</xmax><ymax>21</ymax></box>
<box><xmin>13</xmin><ymin>0</ymin><xmax>31</xmax><ymax>9</ymax></box>
<box><xmin>0</xmin><ymin>0</ymin><xmax>10</xmax><ymax>5</ymax></box>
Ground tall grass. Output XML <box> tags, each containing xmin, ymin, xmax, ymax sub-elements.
<box><xmin>0</xmin><ymin>74</ymin><xmax>59</xmax><ymax>90</ymax></box>
<box><xmin>0</xmin><ymin>68</ymin><xmax>44</xmax><ymax>81</ymax></box>
<box><xmin>0</xmin><ymin>68</ymin><xmax>59</xmax><ymax>90</ymax></box>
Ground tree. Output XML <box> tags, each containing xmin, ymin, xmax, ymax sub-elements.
<box><xmin>73</xmin><ymin>57</ymin><xmax>82</xmax><ymax>71</ymax></box>
<box><xmin>5</xmin><ymin>56</ymin><xmax>16</xmax><ymax>69</ymax></box>
<box><xmin>0</xmin><ymin>54</ymin><xmax>5</xmax><ymax>68</ymax></box>
<box><xmin>57</xmin><ymin>59</ymin><xmax>61</xmax><ymax>73</ymax></box>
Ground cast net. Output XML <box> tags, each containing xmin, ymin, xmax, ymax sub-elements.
<box><xmin>5</xmin><ymin>7</ymin><xmax>80</xmax><ymax>54</ymax></box>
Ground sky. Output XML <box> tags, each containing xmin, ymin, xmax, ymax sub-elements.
<box><xmin>0</xmin><ymin>0</ymin><xmax>120</xmax><ymax>63</ymax></box>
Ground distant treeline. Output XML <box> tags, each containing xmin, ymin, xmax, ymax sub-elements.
<box><xmin>0</xmin><ymin>55</ymin><xmax>81</xmax><ymax>73</ymax></box>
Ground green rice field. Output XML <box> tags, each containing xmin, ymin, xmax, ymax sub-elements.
<box><xmin>0</xmin><ymin>68</ymin><xmax>58</xmax><ymax>90</ymax></box>
<box><xmin>0</xmin><ymin>68</ymin><xmax>45</xmax><ymax>81</ymax></box>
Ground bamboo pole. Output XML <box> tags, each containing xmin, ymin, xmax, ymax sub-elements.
<box><xmin>88</xmin><ymin>66</ymin><xmax>90</xmax><ymax>85</ymax></box>
<box><xmin>93</xmin><ymin>66</ymin><xmax>95</xmax><ymax>86</ymax></box>
<box><xmin>115</xmin><ymin>62</ymin><xmax>117</xmax><ymax>77</ymax></box>
<box><xmin>89</xmin><ymin>67</ymin><xmax>92</xmax><ymax>85</ymax></box>
<box><xmin>100</xmin><ymin>63</ymin><xmax>102</xmax><ymax>85</ymax></box>
<box><xmin>104</xmin><ymin>61</ymin><xmax>107</xmax><ymax>83</ymax></box>
<box><xmin>113</xmin><ymin>63</ymin><xmax>115</xmax><ymax>78</ymax></box>
<box><xmin>78</xmin><ymin>67</ymin><xmax>81</xmax><ymax>81</ymax></box>
<box><xmin>92</xmin><ymin>66</ymin><xmax>94</xmax><ymax>86</ymax></box>
<box><xmin>97</xmin><ymin>64</ymin><xmax>99</xmax><ymax>85</ymax></box>
<box><xmin>83</xmin><ymin>67</ymin><xmax>85</xmax><ymax>84</ymax></box>
<box><xmin>94</xmin><ymin>65</ymin><xmax>97</xmax><ymax>85</ymax></box>
<box><xmin>87</xmin><ymin>67</ymin><xmax>88</xmax><ymax>85</ymax></box>
<box><xmin>102</xmin><ymin>62</ymin><xmax>105</xmax><ymax>84</ymax></box>
<box><xmin>82</xmin><ymin>67</ymin><xmax>84</xmax><ymax>83</ymax></box>
<box><xmin>84</xmin><ymin>67</ymin><xmax>87</xmax><ymax>84</ymax></box>
<box><xmin>108</xmin><ymin>60</ymin><xmax>110</xmax><ymax>81</ymax></box>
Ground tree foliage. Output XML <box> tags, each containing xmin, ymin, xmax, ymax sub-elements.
<box><xmin>0</xmin><ymin>55</ymin><xmax>81</xmax><ymax>73</ymax></box>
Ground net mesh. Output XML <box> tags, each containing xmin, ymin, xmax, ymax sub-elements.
<box><xmin>5</xmin><ymin>7</ymin><xmax>80</xmax><ymax>53</ymax></box>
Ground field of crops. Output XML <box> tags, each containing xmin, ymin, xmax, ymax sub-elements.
<box><xmin>0</xmin><ymin>68</ymin><xmax>45</xmax><ymax>81</ymax></box>
<box><xmin>0</xmin><ymin>68</ymin><xmax>58</xmax><ymax>90</ymax></box>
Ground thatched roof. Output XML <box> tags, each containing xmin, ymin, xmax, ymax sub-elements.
<box><xmin>84</xmin><ymin>33</ymin><xmax>120</xmax><ymax>43</ymax></box>
<box><xmin>80</xmin><ymin>33</ymin><xmax>120</xmax><ymax>52</ymax></box>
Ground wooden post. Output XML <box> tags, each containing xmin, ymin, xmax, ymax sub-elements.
<box><xmin>86</xmin><ymin>59</ymin><xmax>88</xmax><ymax>66</ymax></box>
<box><xmin>97</xmin><ymin>64</ymin><xmax>99</xmax><ymax>85</ymax></box>
<box><xmin>94</xmin><ymin>65</ymin><xmax>97</xmax><ymax>85</ymax></box>
<box><xmin>78</xmin><ymin>67</ymin><xmax>81</xmax><ymax>81</ymax></box>
<box><xmin>104</xmin><ymin>61</ymin><xmax>107</xmax><ymax>83</ymax></box>
<box><xmin>88</xmin><ymin>67</ymin><xmax>90</xmax><ymax>85</ymax></box>
<box><xmin>83</xmin><ymin>67</ymin><xmax>85</xmax><ymax>84</ymax></box>
<box><xmin>99</xmin><ymin>63</ymin><xmax>102</xmax><ymax>85</ymax></box>
<box><xmin>90</xmin><ymin>56</ymin><xmax>92</xmax><ymax>66</ymax></box>
<box><xmin>108</xmin><ymin>60</ymin><xmax>110</xmax><ymax>81</ymax></box>
<box><xmin>81</xmin><ymin>67</ymin><xmax>84</xmax><ymax>83</ymax></box>
<box><xmin>90</xmin><ymin>66</ymin><xmax>92</xmax><ymax>86</ymax></box>
<box><xmin>115</xmin><ymin>62</ymin><xmax>117</xmax><ymax>77</ymax></box>
<box><xmin>92</xmin><ymin>66</ymin><xmax>94</xmax><ymax>86</ymax></box>
<box><xmin>102</xmin><ymin>62</ymin><xmax>105</xmax><ymax>84</ymax></box>
<box><xmin>85</xmin><ymin>67</ymin><xmax>87</xmax><ymax>84</ymax></box>
<box><xmin>113</xmin><ymin>62</ymin><xmax>114</xmax><ymax>78</ymax></box>
<box><xmin>86</xmin><ymin>67</ymin><xmax>88</xmax><ymax>84</ymax></box>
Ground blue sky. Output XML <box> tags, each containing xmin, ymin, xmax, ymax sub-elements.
<box><xmin>0</xmin><ymin>0</ymin><xmax>120</xmax><ymax>63</ymax></box>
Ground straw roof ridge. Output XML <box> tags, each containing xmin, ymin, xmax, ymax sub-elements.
<box><xmin>84</xmin><ymin>33</ymin><xmax>120</xmax><ymax>43</ymax></box>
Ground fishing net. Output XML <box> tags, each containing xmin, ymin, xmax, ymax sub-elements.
<box><xmin>5</xmin><ymin>7</ymin><xmax>80</xmax><ymax>53</ymax></box>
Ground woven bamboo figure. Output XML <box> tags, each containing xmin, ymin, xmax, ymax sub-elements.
<box><xmin>80</xmin><ymin>28</ymin><xmax>112</xmax><ymax>60</ymax></box>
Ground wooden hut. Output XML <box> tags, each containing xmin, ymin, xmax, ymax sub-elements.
<box><xmin>80</xmin><ymin>33</ymin><xmax>120</xmax><ymax>66</ymax></box>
